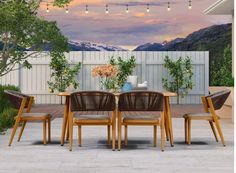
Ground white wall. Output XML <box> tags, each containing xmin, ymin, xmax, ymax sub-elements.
<box><xmin>0</xmin><ymin>51</ymin><xmax>209</xmax><ymax>104</ymax></box>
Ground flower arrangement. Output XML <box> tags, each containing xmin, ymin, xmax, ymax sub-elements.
<box><xmin>92</xmin><ymin>64</ymin><xmax>119</xmax><ymax>91</ymax></box>
<box><xmin>92</xmin><ymin>64</ymin><xmax>118</xmax><ymax>78</ymax></box>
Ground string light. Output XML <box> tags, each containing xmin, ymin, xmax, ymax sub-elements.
<box><xmin>44</xmin><ymin>1</ymin><xmax>193</xmax><ymax>15</ymax></box>
<box><xmin>65</xmin><ymin>4</ymin><xmax>69</xmax><ymax>13</ymax></box>
<box><xmin>146</xmin><ymin>3</ymin><xmax>150</xmax><ymax>13</ymax></box>
<box><xmin>126</xmin><ymin>4</ymin><xmax>129</xmax><ymax>13</ymax></box>
<box><xmin>188</xmin><ymin>0</ymin><xmax>192</xmax><ymax>9</ymax></box>
<box><xmin>46</xmin><ymin>3</ymin><xmax>49</xmax><ymax>13</ymax></box>
<box><xmin>167</xmin><ymin>2</ymin><xmax>171</xmax><ymax>11</ymax></box>
<box><xmin>105</xmin><ymin>4</ymin><xmax>109</xmax><ymax>14</ymax></box>
<box><xmin>85</xmin><ymin>4</ymin><xmax>88</xmax><ymax>14</ymax></box>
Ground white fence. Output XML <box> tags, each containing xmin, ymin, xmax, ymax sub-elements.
<box><xmin>0</xmin><ymin>51</ymin><xmax>209</xmax><ymax>104</ymax></box>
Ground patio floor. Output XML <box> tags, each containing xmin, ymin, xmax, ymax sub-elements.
<box><xmin>0</xmin><ymin>105</ymin><xmax>233</xmax><ymax>173</ymax></box>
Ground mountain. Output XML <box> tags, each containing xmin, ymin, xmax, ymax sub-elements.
<box><xmin>135</xmin><ymin>38</ymin><xmax>184</xmax><ymax>51</ymax></box>
<box><xmin>68</xmin><ymin>41</ymin><xmax>127</xmax><ymax>51</ymax></box>
<box><xmin>134</xmin><ymin>23</ymin><xmax>232</xmax><ymax>52</ymax></box>
<box><xmin>134</xmin><ymin>23</ymin><xmax>232</xmax><ymax>86</ymax></box>
<box><xmin>27</xmin><ymin>41</ymin><xmax>127</xmax><ymax>51</ymax></box>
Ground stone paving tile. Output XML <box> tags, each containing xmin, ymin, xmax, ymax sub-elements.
<box><xmin>0</xmin><ymin>118</ymin><xmax>233</xmax><ymax>173</ymax></box>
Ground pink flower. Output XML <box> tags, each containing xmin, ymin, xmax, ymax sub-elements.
<box><xmin>91</xmin><ymin>64</ymin><xmax>118</xmax><ymax>78</ymax></box>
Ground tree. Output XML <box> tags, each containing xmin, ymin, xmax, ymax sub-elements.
<box><xmin>48</xmin><ymin>55</ymin><xmax>81</xmax><ymax>93</ymax></box>
<box><xmin>0</xmin><ymin>0</ymin><xmax>71</xmax><ymax>76</ymax></box>
<box><xmin>210</xmin><ymin>45</ymin><xmax>234</xmax><ymax>86</ymax></box>
<box><xmin>162</xmin><ymin>56</ymin><xmax>193</xmax><ymax>104</ymax></box>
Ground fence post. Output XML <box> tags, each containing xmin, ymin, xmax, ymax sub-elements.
<box><xmin>204</xmin><ymin>51</ymin><xmax>209</xmax><ymax>95</ymax></box>
<box><xmin>141</xmin><ymin>51</ymin><xmax>147</xmax><ymax>82</ymax></box>
<box><xmin>81</xmin><ymin>51</ymin><xmax>84</xmax><ymax>90</ymax></box>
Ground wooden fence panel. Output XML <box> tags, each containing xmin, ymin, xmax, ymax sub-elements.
<box><xmin>0</xmin><ymin>51</ymin><xmax>209</xmax><ymax>104</ymax></box>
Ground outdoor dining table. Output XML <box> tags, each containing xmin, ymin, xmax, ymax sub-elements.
<box><xmin>58</xmin><ymin>91</ymin><xmax>176</xmax><ymax>151</ymax></box>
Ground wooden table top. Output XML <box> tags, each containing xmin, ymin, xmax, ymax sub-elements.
<box><xmin>58</xmin><ymin>91</ymin><xmax>177</xmax><ymax>97</ymax></box>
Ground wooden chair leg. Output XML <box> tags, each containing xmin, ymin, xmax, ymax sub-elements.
<box><xmin>214</xmin><ymin>119</ymin><xmax>225</xmax><ymax>146</ymax></box>
<box><xmin>118</xmin><ymin>112</ymin><xmax>122</xmax><ymax>151</ymax></box>
<box><xmin>78</xmin><ymin>125</ymin><xmax>81</xmax><ymax>147</ymax></box>
<box><xmin>154</xmin><ymin>125</ymin><xmax>157</xmax><ymax>147</ymax></box>
<box><xmin>184</xmin><ymin>118</ymin><xmax>188</xmax><ymax>143</ymax></box>
<box><xmin>112</xmin><ymin>121</ymin><xmax>116</xmax><ymax>151</ymax></box>
<box><xmin>124</xmin><ymin>125</ymin><xmax>128</xmax><ymax>147</ymax></box>
<box><xmin>164</xmin><ymin>118</ymin><xmax>169</xmax><ymax>141</ymax></box>
<box><xmin>107</xmin><ymin>125</ymin><xmax>111</xmax><ymax>145</ymax></box>
<box><xmin>48</xmin><ymin>118</ymin><xmax>51</xmax><ymax>143</ymax></box>
<box><xmin>9</xmin><ymin>120</ymin><xmax>20</xmax><ymax>146</ymax></box>
<box><xmin>66</xmin><ymin>121</ymin><xmax>69</xmax><ymax>141</ymax></box>
<box><xmin>187</xmin><ymin>119</ymin><xmax>191</xmax><ymax>145</ymax></box>
<box><xmin>17</xmin><ymin>121</ymin><xmax>26</xmax><ymax>142</ymax></box>
<box><xmin>160</xmin><ymin>115</ymin><xmax>165</xmax><ymax>151</ymax></box>
<box><xmin>209</xmin><ymin>121</ymin><xmax>218</xmax><ymax>142</ymax></box>
<box><xmin>43</xmin><ymin>120</ymin><xmax>47</xmax><ymax>145</ymax></box>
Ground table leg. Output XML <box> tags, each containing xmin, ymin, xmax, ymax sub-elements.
<box><xmin>164</xmin><ymin>96</ymin><xmax>174</xmax><ymax>147</ymax></box>
<box><xmin>164</xmin><ymin>105</ymin><xmax>170</xmax><ymax>141</ymax></box>
<box><xmin>61</xmin><ymin>97</ymin><xmax>69</xmax><ymax>146</ymax></box>
<box><xmin>66</xmin><ymin>120</ymin><xmax>69</xmax><ymax>141</ymax></box>
<box><xmin>68</xmin><ymin>109</ymin><xmax>73</xmax><ymax>151</ymax></box>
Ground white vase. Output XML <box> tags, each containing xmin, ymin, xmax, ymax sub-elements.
<box><xmin>66</xmin><ymin>84</ymin><xmax>76</xmax><ymax>92</ymax></box>
<box><xmin>127</xmin><ymin>76</ymin><xmax>138</xmax><ymax>87</ymax></box>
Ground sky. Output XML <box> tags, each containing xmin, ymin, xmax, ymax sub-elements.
<box><xmin>39</xmin><ymin>0</ymin><xmax>232</xmax><ymax>50</ymax></box>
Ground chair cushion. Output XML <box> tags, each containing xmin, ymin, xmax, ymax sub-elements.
<box><xmin>123</xmin><ymin>112</ymin><xmax>161</xmax><ymax>121</ymax></box>
<box><xmin>183</xmin><ymin>112</ymin><xmax>220</xmax><ymax>120</ymax></box>
<box><xmin>20</xmin><ymin>113</ymin><xmax>51</xmax><ymax>121</ymax></box>
<box><xmin>73</xmin><ymin>113</ymin><xmax>112</xmax><ymax>124</ymax></box>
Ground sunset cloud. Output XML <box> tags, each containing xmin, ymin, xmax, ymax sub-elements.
<box><xmin>134</xmin><ymin>12</ymin><xmax>146</xmax><ymax>18</ymax></box>
<box><xmin>38</xmin><ymin>0</ymin><xmax>232</xmax><ymax>48</ymax></box>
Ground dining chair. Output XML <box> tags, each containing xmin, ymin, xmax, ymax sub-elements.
<box><xmin>183</xmin><ymin>89</ymin><xmax>231</xmax><ymax>146</ymax></box>
<box><xmin>4</xmin><ymin>90</ymin><xmax>51</xmax><ymax>146</ymax></box>
<box><xmin>118</xmin><ymin>91</ymin><xmax>165</xmax><ymax>151</ymax></box>
<box><xmin>69</xmin><ymin>91</ymin><xmax>116</xmax><ymax>150</ymax></box>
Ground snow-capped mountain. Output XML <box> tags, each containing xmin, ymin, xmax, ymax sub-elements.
<box><xmin>68</xmin><ymin>41</ymin><xmax>127</xmax><ymax>51</ymax></box>
<box><xmin>134</xmin><ymin>23</ymin><xmax>231</xmax><ymax>51</ymax></box>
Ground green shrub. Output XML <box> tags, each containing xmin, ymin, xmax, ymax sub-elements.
<box><xmin>0</xmin><ymin>107</ymin><xmax>18</xmax><ymax>133</ymax></box>
<box><xmin>0</xmin><ymin>85</ymin><xmax>20</xmax><ymax>112</ymax></box>
<box><xmin>162</xmin><ymin>56</ymin><xmax>193</xmax><ymax>104</ymax></box>
<box><xmin>0</xmin><ymin>85</ymin><xmax>20</xmax><ymax>133</ymax></box>
<box><xmin>210</xmin><ymin>45</ymin><xmax>234</xmax><ymax>86</ymax></box>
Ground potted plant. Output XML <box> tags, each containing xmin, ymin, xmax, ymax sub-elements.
<box><xmin>162</xmin><ymin>56</ymin><xmax>193</xmax><ymax>104</ymax></box>
<box><xmin>47</xmin><ymin>54</ymin><xmax>81</xmax><ymax>93</ymax></box>
<box><xmin>109</xmin><ymin>56</ymin><xmax>136</xmax><ymax>89</ymax></box>
<box><xmin>91</xmin><ymin>64</ymin><xmax>119</xmax><ymax>92</ymax></box>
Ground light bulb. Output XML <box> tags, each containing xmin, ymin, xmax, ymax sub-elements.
<box><xmin>85</xmin><ymin>5</ymin><xmax>88</xmax><ymax>14</ymax></box>
<box><xmin>126</xmin><ymin>4</ymin><xmax>129</xmax><ymax>13</ymax></box>
<box><xmin>46</xmin><ymin>3</ymin><xmax>49</xmax><ymax>13</ymax></box>
<box><xmin>167</xmin><ymin>2</ymin><xmax>171</xmax><ymax>11</ymax></box>
<box><xmin>146</xmin><ymin>4</ymin><xmax>150</xmax><ymax>13</ymax></box>
<box><xmin>65</xmin><ymin>5</ymin><xmax>69</xmax><ymax>13</ymax></box>
<box><xmin>105</xmin><ymin>5</ymin><xmax>109</xmax><ymax>14</ymax></box>
<box><xmin>188</xmin><ymin>0</ymin><xmax>192</xmax><ymax>9</ymax></box>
